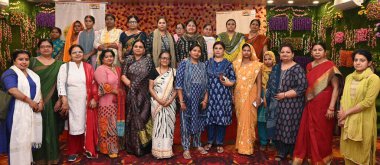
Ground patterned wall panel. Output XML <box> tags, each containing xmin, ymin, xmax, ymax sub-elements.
<box><xmin>106</xmin><ymin>3</ymin><xmax>267</xmax><ymax>35</ymax></box>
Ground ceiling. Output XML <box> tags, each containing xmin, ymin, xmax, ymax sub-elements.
<box><xmin>27</xmin><ymin>0</ymin><xmax>332</xmax><ymax>6</ymax></box>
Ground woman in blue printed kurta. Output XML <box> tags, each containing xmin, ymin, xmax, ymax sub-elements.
<box><xmin>176</xmin><ymin>44</ymin><xmax>209</xmax><ymax>159</ymax></box>
<box><xmin>204</xmin><ymin>41</ymin><xmax>236</xmax><ymax>153</ymax></box>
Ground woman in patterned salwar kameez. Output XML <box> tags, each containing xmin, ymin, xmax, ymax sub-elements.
<box><xmin>94</xmin><ymin>50</ymin><xmax>126</xmax><ymax>158</ymax></box>
<box><xmin>204</xmin><ymin>41</ymin><xmax>236</xmax><ymax>153</ymax></box>
<box><xmin>176</xmin><ymin>44</ymin><xmax>209</xmax><ymax>159</ymax></box>
<box><xmin>293</xmin><ymin>43</ymin><xmax>343</xmax><ymax>165</ymax></box>
<box><xmin>94</xmin><ymin>14</ymin><xmax>122</xmax><ymax>66</ymax></box>
<box><xmin>217</xmin><ymin>19</ymin><xmax>245</xmax><ymax>62</ymax></box>
<box><xmin>338</xmin><ymin>50</ymin><xmax>379</xmax><ymax>165</ymax></box>
<box><xmin>266</xmin><ymin>44</ymin><xmax>307</xmax><ymax>161</ymax></box>
<box><xmin>121</xmin><ymin>40</ymin><xmax>159</xmax><ymax>157</ymax></box>
<box><xmin>146</xmin><ymin>17</ymin><xmax>176</xmax><ymax>67</ymax></box>
<box><xmin>233</xmin><ymin>43</ymin><xmax>262</xmax><ymax>155</ymax></box>
<box><xmin>176</xmin><ymin>19</ymin><xmax>208</xmax><ymax>63</ymax></box>
<box><xmin>149</xmin><ymin>51</ymin><xmax>177</xmax><ymax>159</ymax></box>
<box><xmin>30</xmin><ymin>39</ymin><xmax>64</xmax><ymax>165</ymax></box>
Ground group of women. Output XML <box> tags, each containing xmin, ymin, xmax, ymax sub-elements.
<box><xmin>0</xmin><ymin>13</ymin><xmax>379</xmax><ymax>165</ymax></box>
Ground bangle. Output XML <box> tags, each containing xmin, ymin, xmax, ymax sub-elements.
<box><xmin>22</xmin><ymin>95</ymin><xmax>28</xmax><ymax>102</ymax></box>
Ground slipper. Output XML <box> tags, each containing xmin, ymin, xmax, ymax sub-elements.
<box><xmin>204</xmin><ymin>143</ymin><xmax>212</xmax><ymax>151</ymax></box>
<box><xmin>216</xmin><ymin>146</ymin><xmax>224</xmax><ymax>153</ymax></box>
<box><xmin>197</xmin><ymin>147</ymin><xmax>208</xmax><ymax>155</ymax></box>
<box><xmin>183</xmin><ymin>150</ymin><xmax>192</xmax><ymax>159</ymax></box>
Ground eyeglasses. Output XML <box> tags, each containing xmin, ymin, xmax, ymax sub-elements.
<box><xmin>128</xmin><ymin>21</ymin><xmax>137</xmax><ymax>24</ymax></box>
<box><xmin>160</xmin><ymin>57</ymin><xmax>170</xmax><ymax>60</ymax></box>
<box><xmin>71</xmin><ymin>51</ymin><xmax>83</xmax><ymax>54</ymax></box>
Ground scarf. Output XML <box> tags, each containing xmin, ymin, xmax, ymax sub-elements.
<box><xmin>218</xmin><ymin>32</ymin><xmax>245</xmax><ymax>54</ymax></box>
<box><xmin>152</xmin><ymin>29</ymin><xmax>176</xmax><ymax>67</ymax></box>
<box><xmin>183</xmin><ymin>59</ymin><xmax>208</xmax><ymax>98</ymax></box>
<box><xmin>79</xmin><ymin>29</ymin><xmax>95</xmax><ymax>54</ymax></box>
<box><xmin>262</xmin><ymin>51</ymin><xmax>276</xmax><ymax>89</ymax></box>
<box><xmin>265</xmin><ymin>62</ymin><xmax>282</xmax><ymax>139</ymax></box>
<box><xmin>9</xmin><ymin>66</ymin><xmax>42</xmax><ymax>164</ymax></box>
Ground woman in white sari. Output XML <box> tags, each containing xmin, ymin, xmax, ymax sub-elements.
<box><xmin>0</xmin><ymin>50</ymin><xmax>43</xmax><ymax>165</ymax></box>
<box><xmin>149</xmin><ymin>51</ymin><xmax>177</xmax><ymax>159</ymax></box>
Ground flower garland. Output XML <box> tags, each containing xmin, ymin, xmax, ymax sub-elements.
<box><xmin>293</xmin><ymin>17</ymin><xmax>312</xmax><ymax>31</ymax></box>
<box><xmin>334</xmin><ymin>32</ymin><xmax>345</xmax><ymax>44</ymax></box>
<box><xmin>345</xmin><ymin>28</ymin><xmax>356</xmax><ymax>49</ymax></box>
<box><xmin>355</xmin><ymin>28</ymin><xmax>369</xmax><ymax>43</ymax></box>
<box><xmin>269</xmin><ymin>17</ymin><xmax>289</xmax><ymax>31</ymax></box>
<box><xmin>366</xmin><ymin>1</ymin><xmax>380</xmax><ymax>20</ymax></box>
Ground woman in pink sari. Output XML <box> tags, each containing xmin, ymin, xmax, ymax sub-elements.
<box><xmin>293</xmin><ymin>43</ymin><xmax>342</xmax><ymax>164</ymax></box>
<box><xmin>94</xmin><ymin>50</ymin><xmax>126</xmax><ymax>158</ymax></box>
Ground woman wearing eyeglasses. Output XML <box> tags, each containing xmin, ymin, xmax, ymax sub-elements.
<box><xmin>119</xmin><ymin>15</ymin><xmax>147</xmax><ymax>60</ymax></box>
<box><xmin>57</xmin><ymin>44</ymin><xmax>99</xmax><ymax>161</ymax></box>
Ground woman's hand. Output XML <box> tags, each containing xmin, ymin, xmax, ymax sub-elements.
<box><xmin>60</xmin><ymin>97</ymin><xmax>69</xmax><ymax>116</ymax></box>
<box><xmin>37</xmin><ymin>100</ymin><xmax>44</xmax><ymax>112</ymax></box>
<box><xmin>89</xmin><ymin>98</ymin><xmax>97</xmax><ymax>109</ymax></box>
<box><xmin>27</xmin><ymin>99</ymin><xmax>39</xmax><ymax>111</ymax></box>
<box><xmin>325</xmin><ymin>108</ymin><xmax>334</xmax><ymax>120</ymax></box>
<box><xmin>54</xmin><ymin>99</ymin><xmax>62</xmax><ymax>112</ymax></box>
<box><xmin>162</xmin><ymin>99</ymin><xmax>172</xmax><ymax>107</ymax></box>
<box><xmin>255</xmin><ymin>98</ymin><xmax>262</xmax><ymax>107</ymax></box>
<box><xmin>180</xmin><ymin>102</ymin><xmax>187</xmax><ymax>111</ymax></box>
<box><xmin>337</xmin><ymin>110</ymin><xmax>347</xmax><ymax>122</ymax></box>
<box><xmin>201</xmin><ymin>100</ymin><xmax>207</xmax><ymax>110</ymax></box>
<box><xmin>274</xmin><ymin>92</ymin><xmax>286</xmax><ymax>100</ymax></box>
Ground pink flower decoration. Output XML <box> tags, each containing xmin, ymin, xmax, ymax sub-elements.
<box><xmin>335</xmin><ymin>32</ymin><xmax>344</xmax><ymax>44</ymax></box>
<box><xmin>355</xmin><ymin>28</ymin><xmax>368</xmax><ymax>42</ymax></box>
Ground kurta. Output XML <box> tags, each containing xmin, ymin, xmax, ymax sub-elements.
<box><xmin>205</xmin><ymin>58</ymin><xmax>236</xmax><ymax>126</ymax></box>
<box><xmin>340</xmin><ymin>68</ymin><xmax>379</xmax><ymax>165</ymax></box>
<box><xmin>94</xmin><ymin>65</ymin><xmax>121</xmax><ymax>155</ymax></box>
<box><xmin>94</xmin><ymin>28</ymin><xmax>123</xmax><ymax>66</ymax></box>
<box><xmin>176</xmin><ymin>34</ymin><xmax>208</xmax><ymax>63</ymax></box>
<box><xmin>29</xmin><ymin>57</ymin><xmax>64</xmax><ymax>164</ymax></box>
<box><xmin>217</xmin><ymin>32</ymin><xmax>245</xmax><ymax>62</ymax></box>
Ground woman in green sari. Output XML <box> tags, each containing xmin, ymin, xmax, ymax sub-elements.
<box><xmin>30</xmin><ymin>39</ymin><xmax>65</xmax><ymax>164</ymax></box>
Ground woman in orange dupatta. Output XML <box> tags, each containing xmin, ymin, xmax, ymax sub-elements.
<box><xmin>62</xmin><ymin>20</ymin><xmax>84</xmax><ymax>62</ymax></box>
<box><xmin>233</xmin><ymin>43</ymin><xmax>262</xmax><ymax>155</ymax></box>
<box><xmin>245</xmin><ymin>19</ymin><xmax>268</xmax><ymax>61</ymax></box>
<box><xmin>94</xmin><ymin>50</ymin><xmax>126</xmax><ymax>158</ymax></box>
<box><xmin>293</xmin><ymin>43</ymin><xmax>342</xmax><ymax>164</ymax></box>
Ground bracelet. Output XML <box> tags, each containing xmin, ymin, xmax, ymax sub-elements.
<box><xmin>22</xmin><ymin>95</ymin><xmax>28</xmax><ymax>102</ymax></box>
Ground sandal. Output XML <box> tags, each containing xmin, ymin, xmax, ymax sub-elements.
<box><xmin>197</xmin><ymin>147</ymin><xmax>208</xmax><ymax>155</ymax></box>
<box><xmin>204</xmin><ymin>143</ymin><xmax>212</xmax><ymax>151</ymax></box>
<box><xmin>216</xmin><ymin>146</ymin><xmax>224</xmax><ymax>153</ymax></box>
<box><xmin>183</xmin><ymin>150</ymin><xmax>192</xmax><ymax>159</ymax></box>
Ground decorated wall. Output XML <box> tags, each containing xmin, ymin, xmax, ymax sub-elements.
<box><xmin>106</xmin><ymin>2</ymin><xmax>267</xmax><ymax>35</ymax></box>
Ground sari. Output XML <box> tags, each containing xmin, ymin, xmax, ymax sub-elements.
<box><xmin>94</xmin><ymin>65</ymin><xmax>126</xmax><ymax>155</ymax></box>
<box><xmin>29</xmin><ymin>57</ymin><xmax>65</xmax><ymax>164</ymax></box>
<box><xmin>123</xmin><ymin>55</ymin><xmax>158</xmax><ymax>156</ymax></box>
<box><xmin>217</xmin><ymin>32</ymin><xmax>245</xmax><ymax>62</ymax></box>
<box><xmin>293</xmin><ymin>61</ymin><xmax>342</xmax><ymax>164</ymax></box>
<box><xmin>151</xmin><ymin>68</ymin><xmax>176</xmax><ymax>159</ymax></box>
<box><xmin>62</xmin><ymin>21</ymin><xmax>84</xmax><ymax>62</ymax></box>
<box><xmin>120</xmin><ymin>31</ymin><xmax>147</xmax><ymax>58</ymax></box>
<box><xmin>176</xmin><ymin>34</ymin><xmax>208</xmax><ymax>63</ymax></box>
<box><xmin>245</xmin><ymin>34</ymin><xmax>268</xmax><ymax>61</ymax></box>
<box><xmin>94</xmin><ymin>28</ymin><xmax>123</xmax><ymax>66</ymax></box>
<box><xmin>0</xmin><ymin>66</ymin><xmax>42</xmax><ymax>165</ymax></box>
<box><xmin>340</xmin><ymin>68</ymin><xmax>379</xmax><ymax>165</ymax></box>
<box><xmin>52</xmin><ymin>39</ymin><xmax>65</xmax><ymax>60</ymax></box>
<box><xmin>233</xmin><ymin>44</ymin><xmax>261</xmax><ymax>155</ymax></box>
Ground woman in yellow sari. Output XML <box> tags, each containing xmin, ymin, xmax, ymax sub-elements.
<box><xmin>233</xmin><ymin>43</ymin><xmax>262</xmax><ymax>155</ymax></box>
<box><xmin>338</xmin><ymin>50</ymin><xmax>379</xmax><ymax>165</ymax></box>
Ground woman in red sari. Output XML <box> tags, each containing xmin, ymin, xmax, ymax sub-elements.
<box><xmin>293</xmin><ymin>43</ymin><xmax>342</xmax><ymax>164</ymax></box>
<box><xmin>245</xmin><ymin>19</ymin><xmax>268</xmax><ymax>61</ymax></box>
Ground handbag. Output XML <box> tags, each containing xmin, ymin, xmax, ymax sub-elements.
<box><xmin>0</xmin><ymin>82</ymin><xmax>12</xmax><ymax>120</ymax></box>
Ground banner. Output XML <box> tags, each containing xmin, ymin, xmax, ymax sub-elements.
<box><xmin>55</xmin><ymin>2</ymin><xmax>106</xmax><ymax>39</ymax></box>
